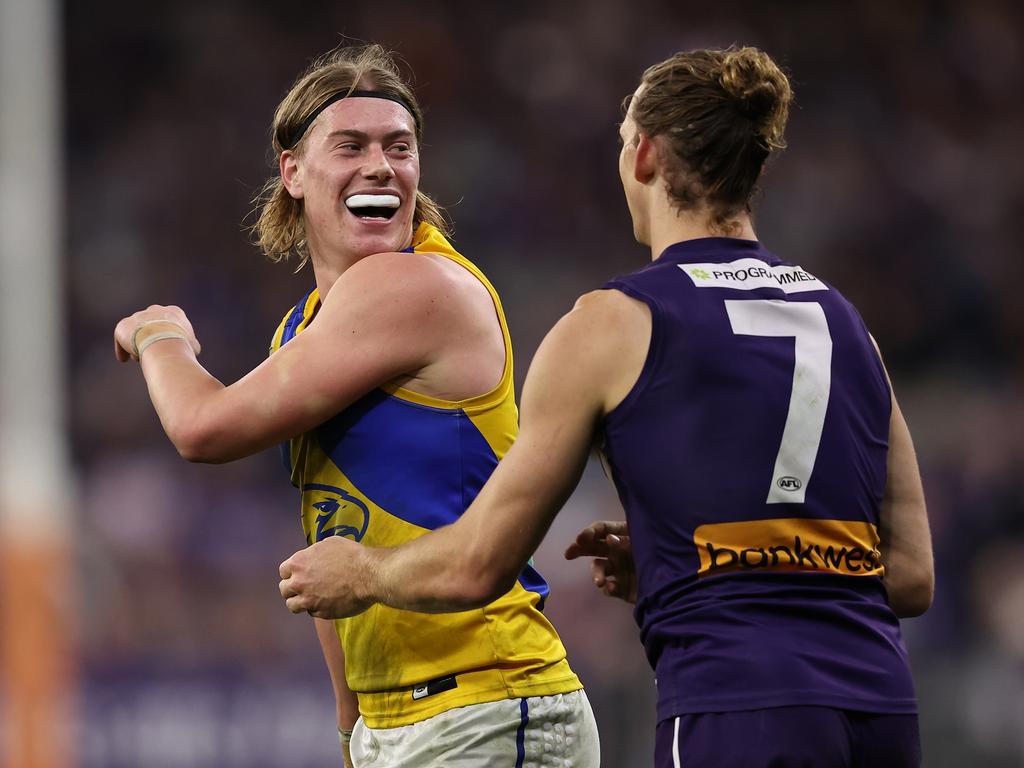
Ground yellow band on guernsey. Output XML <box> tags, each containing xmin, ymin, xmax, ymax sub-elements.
<box><xmin>694</xmin><ymin>518</ymin><xmax>884</xmax><ymax>578</ymax></box>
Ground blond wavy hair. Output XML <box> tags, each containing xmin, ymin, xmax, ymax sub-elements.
<box><xmin>628</xmin><ymin>46</ymin><xmax>793</xmax><ymax>231</ymax></box>
<box><xmin>252</xmin><ymin>44</ymin><xmax>449</xmax><ymax>267</ymax></box>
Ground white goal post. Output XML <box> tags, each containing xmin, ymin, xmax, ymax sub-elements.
<box><xmin>0</xmin><ymin>0</ymin><xmax>75</xmax><ymax>766</ymax></box>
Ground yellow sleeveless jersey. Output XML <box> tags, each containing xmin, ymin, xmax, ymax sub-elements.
<box><xmin>269</xmin><ymin>223</ymin><xmax>581</xmax><ymax>728</ymax></box>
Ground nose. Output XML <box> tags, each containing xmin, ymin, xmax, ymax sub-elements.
<box><xmin>362</xmin><ymin>144</ymin><xmax>394</xmax><ymax>182</ymax></box>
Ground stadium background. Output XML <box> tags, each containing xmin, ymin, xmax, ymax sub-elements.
<box><xmin>7</xmin><ymin>0</ymin><xmax>1023</xmax><ymax>765</ymax></box>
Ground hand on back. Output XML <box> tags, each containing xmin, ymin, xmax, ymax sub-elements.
<box><xmin>565</xmin><ymin>520</ymin><xmax>637</xmax><ymax>604</ymax></box>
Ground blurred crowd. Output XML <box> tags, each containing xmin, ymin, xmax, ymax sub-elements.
<box><xmin>63</xmin><ymin>1</ymin><xmax>1023</xmax><ymax>765</ymax></box>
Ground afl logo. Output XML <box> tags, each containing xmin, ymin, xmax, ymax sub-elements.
<box><xmin>777</xmin><ymin>476</ymin><xmax>802</xmax><ymax>492</ymax></box>
<box><xmin>303</xmin><ymin>484</ymin><xmax>370</xmax><ymax>543</ymax></box>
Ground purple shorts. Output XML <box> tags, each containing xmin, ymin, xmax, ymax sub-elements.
<box><xmin>654</xmin><ymin>706</ymin><xmax>921</xmax><ymax>768</ymax></box>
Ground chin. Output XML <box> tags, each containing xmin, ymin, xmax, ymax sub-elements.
<box><xmin>350</xmin><ymin>222</ymin><xmax>414</xmax><ymax>256</ymax></box>
<box><xmin>355</xmin><ymin>237</ymin><xmax>402</xmax><ymax>259</ymax></box>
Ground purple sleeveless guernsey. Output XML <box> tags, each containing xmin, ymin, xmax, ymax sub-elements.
<box><xmin>602</xmin><ymin>237</ymin><xmax>916</xmax><ymax>723</ymax></box>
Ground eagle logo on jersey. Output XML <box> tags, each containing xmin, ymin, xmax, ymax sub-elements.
<box><xmin>304</xmin><ymin>484</ymin><xmax>370</xmax><ymax>543</ymax></box>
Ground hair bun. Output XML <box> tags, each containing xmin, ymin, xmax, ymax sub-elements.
<box><xmin>717</xmin><ymin>46</ymin><xmax>792</xmax><ymax>150</ymax></box>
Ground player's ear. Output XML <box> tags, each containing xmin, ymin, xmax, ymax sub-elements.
<box><xmin>280</xmin><ymin>150</ymin><xmax>304</xmax><ymax>200</ymax></box>
<box><xmin>633</xmin><ymin>132</ymin><xmax>657</xmax><ymax>184</ymax></box>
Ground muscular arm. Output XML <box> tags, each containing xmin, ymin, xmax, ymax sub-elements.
<box><xmin>279</xmin><ymin>290</ymin><xmax>651</xmax><ymax>616</ymax></box>
<box><xmin>869</xmin><ymin>337</ymin><xmax>933</xmax><ymax>617</ymax></box>
<box><xmin>115</xmin><ymin>253</ymin><xmax>451</xmax><ymax>463</ymax></box>
<box><xmin>878</xmin><ymin>392</ymin><xmax>933</xmax><ymax>617</ymax></box>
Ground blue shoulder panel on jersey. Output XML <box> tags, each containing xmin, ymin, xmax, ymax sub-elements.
<box><xmin>277</xmin><ymin>288</ymin><xmax>315</xmax><ymax>482</ymax></box>
<box><xmin>316</xmin><ymin>390</ymin><xmax>499</xmax><ymax>531</ymax></box>
<box><xmin>518</xmin><ymin>562</ymin><xmax>550</xmax><ymax>611</ymax></box>
<box><xmin>280</xmin><ymin>287</ymin><xmax>316</xmax><ymax>347</ymax></box>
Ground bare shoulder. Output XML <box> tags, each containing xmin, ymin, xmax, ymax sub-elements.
<box><xmin>336</xmin><ymin>250</ymin><xmax>454</xmax><ymax>295</ymax></box>
<box><xmin>571</xmin><ymin>288</ymin><xmax>651</xmax><ymax>329</ymax></box>
<box><xmin>320</xmin><ymin>251</ymin><xmax>463</xmax><ymax>324</ymax></box>
<box><xmin>534</xmin><ymin>289</ymin><xmax>652</xmax><ymax>415</ymax></box>
<box><xmin>553</xmin><ymin>289</ymin><xmax>652</xmax><ymax>361</ymax></box>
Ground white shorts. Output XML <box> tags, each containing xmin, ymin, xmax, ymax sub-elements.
<box><xmin>350</xmin><ymin>689</ymin><xmax>600</xmax><ymax>767</ymax></box>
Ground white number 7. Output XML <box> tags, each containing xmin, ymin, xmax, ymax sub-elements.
<box><xmin>725</xmin><ymin>300</ymin><xmax>832</xmax><ymax>504</ymax></box>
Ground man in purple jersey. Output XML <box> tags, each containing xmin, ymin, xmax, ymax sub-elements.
<box><xmin>278</xmin><ymin>45</ymin><xmax>934</xmax><ymax>767</ymax></box>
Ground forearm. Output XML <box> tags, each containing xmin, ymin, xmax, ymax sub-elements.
<box><xmin>885</xmin><ymin>577</ymin><xmax>932</xmax><ymax>619</ymax></box>
<box><xmin>313</xmin><ymin>618</ymin><xmax>359</xmax><ymax>730</ymax></box>
<box><xmin>370</xmin><ymin>437</ymin><xmax>588</xmax><ymax>613</ymax></box>
<box><xmin>370</xmin><ymin>519</ymin><xmax>524</xmax><ymax>613</ymax></box>
<box><xmin>879</xmin><ymin>392</ymin><xmax>933</xmax><ymax>618</ymax></box>
<box><xmin>370</xmin><ymin>534</ymin><xmax>504</xmax><ymax>614</ymax></box>
<box><xmin>881</xmin><ymin>502</ymin><xmax>934</xmax><ymax>618</ymax></box>
<box><xmin>312</xmin><ymin>621</ymin><xmax>357</xmax><ymax>768</ymax></box>
<box><xmin>138</xmin><ymin>340</ymin><xmax>230</xmax><ymax>461</ymax></box>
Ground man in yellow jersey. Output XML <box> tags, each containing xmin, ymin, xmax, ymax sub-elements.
<box><xmin>113</xmin><ymin>44</ymin><xmax>598</xmax><ymax>768</ymax></box>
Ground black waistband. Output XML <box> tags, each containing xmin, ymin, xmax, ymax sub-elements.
<box><xmin>410</xmin><ymin>674</ymin><xmax>458</xmax><ymax>701</ymax></box>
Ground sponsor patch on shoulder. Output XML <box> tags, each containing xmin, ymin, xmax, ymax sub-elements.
<box><xmin>680</xmin><ymin>259</ymin><xmax>828</xmax><ymax>294</ymax></box>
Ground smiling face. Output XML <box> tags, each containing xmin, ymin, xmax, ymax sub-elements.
<box><xmin>281</xmin><ymin>96</ymin><xmax>420</xmax><ymax>265</ymax></box>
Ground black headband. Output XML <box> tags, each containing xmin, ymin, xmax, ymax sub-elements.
<box><xmin>280</xmin><ymin>89</ymin><xmax>419</xmax><ymax>150</ymax></box>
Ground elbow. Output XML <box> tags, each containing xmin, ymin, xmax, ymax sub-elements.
<box><xmin>173</xmin><ymin>433</ymin><xmax>206</xmax><ymax>463</ymax></box>
<box><xmin>404</xmin><ymin>523</ymin><xmax>523</xmax><ymax>613</ymax></box>
<box><xmin>166</xmin><ymin>417</ymin><xmax>230</xmax><ymax>464</ymax></box>
<box><xmin>176</xmin><ymin>442</ymin><xmax>218</xmax><ymax>464</ymax></box>
<box><xmin>444</xmin><ymin>558</ymin><xmax>518</xmax><ymax>612</ymax></box>
<box><xmin>476</xmin><ymin>568</ymin><xmax>519</xmax><ymax>608</ymax></box>
<box><xmin>887</xmin><ymin>567</ymin><xmax>935</xmax><ymax>619</ymax></box>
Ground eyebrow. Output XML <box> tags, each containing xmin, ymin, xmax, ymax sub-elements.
<box><xmin>324</xmin><ymin>129</ymin><xmax>415</xmax><ymax>143</ymax></box>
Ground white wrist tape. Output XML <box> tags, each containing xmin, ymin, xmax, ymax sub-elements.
<box><xmin>132</xmin><ymin>320</ymin><xmax>188</xmax><ymax>358</ymax></box>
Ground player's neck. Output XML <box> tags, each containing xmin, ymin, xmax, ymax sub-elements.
<box><xmin>304</xmin><ymin>230</ymin><xmax>356</xmax><ymax>299</ymax></box>
<box><xmin>312</xmin><ymin>261</ymin><xmax>343</xmax><ymax>300</ymax></box>
<box><xmin>307</xmin><ymin>244</ymin><xmax>365</xmax><ymax>300</ymax></box>
<box><xmin>646</xmin><ymin>204</ymin><xmax>757</xmax><ymax>261</ymax></box>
